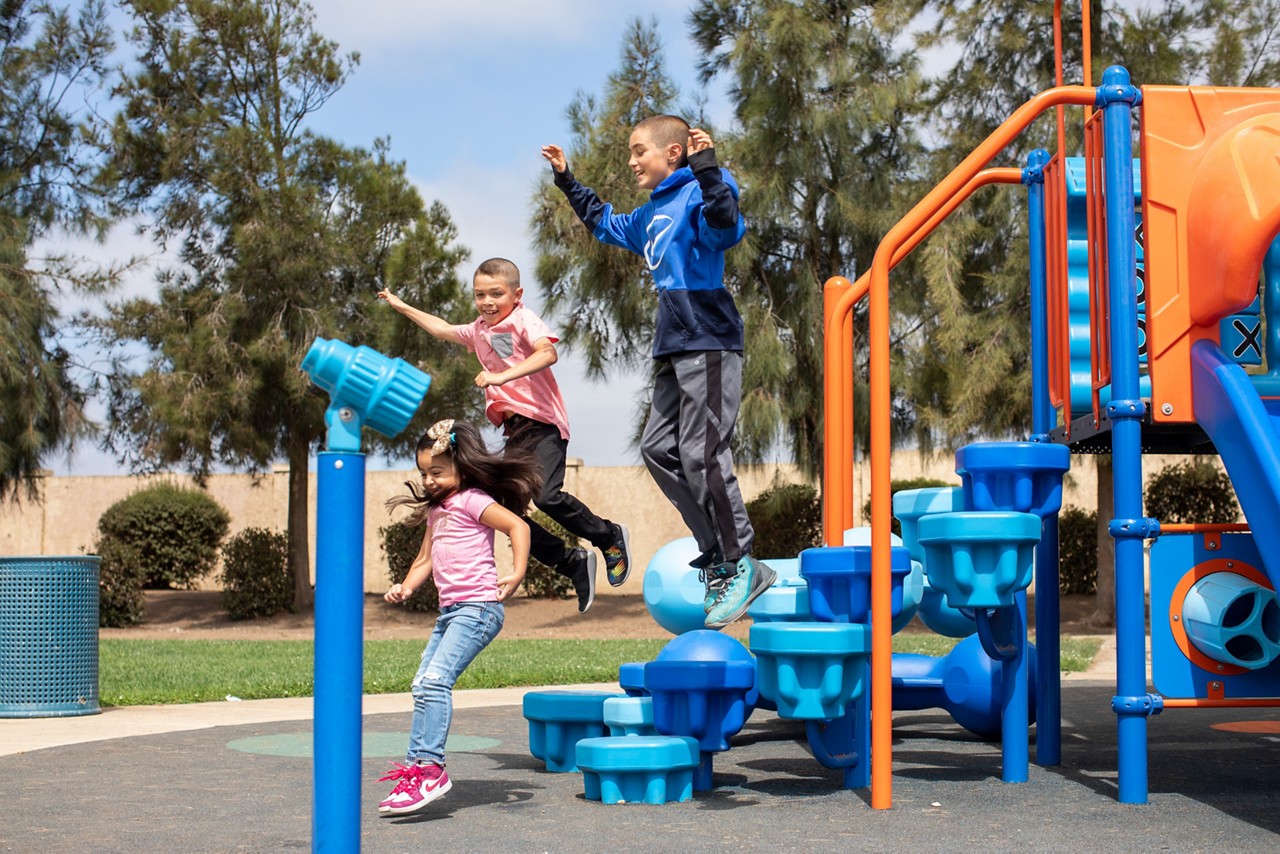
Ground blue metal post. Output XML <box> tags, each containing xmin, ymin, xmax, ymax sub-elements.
<box><xmin>1097</xmin><ymin>66</ymin><xmax>1151</xmax><ymax>805</ymax></box>
<box><xmin>849</xmin><ymin>687</ymin><xmax>870</xmax><ymax>789</ymax></box>
<box><xmin>1001</xmin><ymin>591</ymin><xmax>1030</xmax><ymax>783</ymax></box>
<box><xmin>1024</xmin><ymin>148</ymin><xmax>1061</xmax><ymax>766</ymax></box>
<box><xmin>313</xmin><ymin>451</ymin><xmax>366</xmax><ymax>850</ymax></box>
<box><xmin>1264</xmin><ymin>237</ymin><xmax>1280</xmax><ymax>374</ymax></box>
<box><xmin>1026</xmin><ymin>148</ymin><xmax>1054</xmax><ymax>436</ymax></box>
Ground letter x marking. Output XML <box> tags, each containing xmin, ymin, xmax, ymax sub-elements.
<box><xmin>1233</xmin><ymin>319</ymin><xmax>1262</xmax><ymax>360</ymax></box>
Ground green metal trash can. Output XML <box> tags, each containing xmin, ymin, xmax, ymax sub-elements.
<box><xmin>0</xmin><ymin>556</ymin><xmax>101</xmax><ymax>717</ymax></box>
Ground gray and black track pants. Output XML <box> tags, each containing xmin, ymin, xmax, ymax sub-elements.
<box><xmin>640</xmin><ymin>350</ymin><xmax>754</xmax><ymax>563</ymax></box>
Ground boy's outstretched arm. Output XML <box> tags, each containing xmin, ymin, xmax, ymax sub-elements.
<box><xmin>377</xmin><ymin>289</ymin><xmax>466</xmax><ymax>345</ymax></box>
<box><xmin>475</xmin><ymin>337</ymin><xmax>558</xmax><ymax>389</ymax></box>
<box><xmin>541</xmin><ymin>144</ymin><xmax>640</xmax><ymax>253</ymax></box>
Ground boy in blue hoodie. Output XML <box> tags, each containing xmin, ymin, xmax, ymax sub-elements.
<box><xmin>542</xmin><ymin>115</ymin><xmax>774</xmax><ymax>629</ymax></box>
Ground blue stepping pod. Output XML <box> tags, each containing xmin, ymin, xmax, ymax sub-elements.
<box><xmin>618</xmin><ymin>661</ymin><xmax>648</xmax><ymax>696</ymax></box>
<box><xmin>576</xmin><ymin>735</ymin><xmax>699</xmax><ymax>804</ymax></box>
<box><xmin>955</xmin><ymin>442</ymin><xmax>1070</xmax><ymax>519</ymax></box>
<box><xmin>748</xmin><ymin>575</ymin><xmax>812</xmax><ymax>623</ymax></box>
<box><xmin>800</xmin><ymin>545</ymin><xmax>911</xmax><ymax>624</ymax></box>
<box><xmin>644</xmin><ymin>659</ymin><xmax>755</xmax><ymax>753</ymax></box>
<box><xmin>893</xmin><ymin>487</ymin><xmax>965</xmax><ymax>564</ymax></box>
<box><xmin>523</xmin><ymin>690</ymin><xmax>622</xmax><ymax>772</ymax></box>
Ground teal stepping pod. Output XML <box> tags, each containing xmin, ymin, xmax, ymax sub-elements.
<box><xmin>576</xmin><ymin>735</ymin><xmax>699</xmax><ymax>804</ymax></box>
<box><xmin>747</xmin><ymin>575</ymin><xmax>811</xmax><ymax>623</ymax></box>
<box><xmin>892</xmin><ymin>487</ymin><xmax>965</xmax><ymax>564</ymax></box>
<box><xmin>523</xmin><ymin>690</ymin><xmax>623</xmax><ymax>772</ymax></box>
<box><xmin>750</xmin><ymin>622</ymin><xmax>871</xmax><ymax>720</ymax></box>
<box><xmin>916</xmin><ymin>512</ymin><xmax>1042</xmax><ymax>609</ymax></box>
<box><xmin>604</xmin><ymin>696</ymin><xmax>658</xmax><ymax>737</ymax></box>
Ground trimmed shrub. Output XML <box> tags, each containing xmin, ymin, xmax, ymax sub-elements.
<box><xmin>96</xmin><ymin>537</ymin><xmax>147</xmax><ymax>628</ymax></box>
<box><xmin>863</xmin><ymin>477</ymin><xmax>956</xmax><ymax>538</ymax></box>
<box><xmin>1145</xmin><ymin>460</ymin><xmax>1240</xmax><ymax>525</ymax></box>
<box><xmin>748</xmin><ymin>482</ymin><xmax>822</xmax><ymax>558</ymax></box>
<box><xmin>97</xmin><ymin>483</ymin><xmax>230</xmax><ymax>589</ymax></box>
<box><xmin>523</xmin><ymin>510</ymin><xmax>575</xmax><ymax>600</ymax></box>
<box><xmin>220</xmin><ymin>528</ymin><xmax>293</xmax><ymax>620</ymax></box>
<box><xmin>1057</xmin><ymin>506</ymin><xmax>1098</xmax><ymax>595</ymax></box>
<box><xmin>381</xmin><ymin>520</ymin><xmax>440</xmax><ymax>613</ymax></box>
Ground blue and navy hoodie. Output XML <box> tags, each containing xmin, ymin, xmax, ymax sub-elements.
<box><xmin>553</xmin><ymin>150</ymin><xmax>747</xmax><ymax>358</ymax></box>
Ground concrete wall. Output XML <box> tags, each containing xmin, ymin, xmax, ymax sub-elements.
<box><xmin>0</xmin><ymin>452</ymin><xmax>1225</xmax><ymax>595</ymax></box>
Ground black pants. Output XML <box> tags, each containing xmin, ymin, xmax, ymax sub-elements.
<box><xmin>503</xmin><ymin>415</ymin><xmax>614</xmax><ymax>573</ymax></box>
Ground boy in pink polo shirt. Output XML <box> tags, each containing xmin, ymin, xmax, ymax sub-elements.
<box><xmin>378</xmin><ymin>257</ymin><xmax>631</xmax><ymax>613</ymax></box>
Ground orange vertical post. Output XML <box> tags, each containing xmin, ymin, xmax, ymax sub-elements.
<box><xmin>823</xmin><ymin>276</ymin><xmax>854</xmax><ymax>546</ymax></box>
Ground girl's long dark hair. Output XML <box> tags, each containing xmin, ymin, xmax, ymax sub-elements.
<box><xmin>385</xmin><ymin>421</ymin><xmax>541</xmax><ymax>526</ymax></box>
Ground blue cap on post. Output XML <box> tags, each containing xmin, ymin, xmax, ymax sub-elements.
<box><xmin>300</xmin><ymin>337</ymin><xmax>432</xmax><ymax>452</ymax></box>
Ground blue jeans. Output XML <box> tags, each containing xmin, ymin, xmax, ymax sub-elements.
<box><xmin>406</xmin><ymin>602</ymin><xmax>504</xmax><ymax>765</ymax></box>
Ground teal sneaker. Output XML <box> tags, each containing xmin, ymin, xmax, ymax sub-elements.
<box><xmin>699</xmin><ymin>562</ymin><xmax>737</xmax><ymax>613</ymax></box>
<box><xmin>704</xmin><ymin>556</ymin><xmax>776</xmax><ymax>628</ymax></box>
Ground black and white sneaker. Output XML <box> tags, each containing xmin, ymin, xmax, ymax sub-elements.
<box><xmin>564</xmin><ymin>548</ymin><xmax>597</xmax><ymax>613</ymax></box>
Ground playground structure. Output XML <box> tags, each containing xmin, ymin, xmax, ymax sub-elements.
<box><xmin>821</xmin><ymin>11</ymin><xmax>1280</xmax><ymax>811</ymax></box>
<box><xmin>545</xmin><ymin>6</ymin><xmax>1280</xmax><ymax>816</ymax></box>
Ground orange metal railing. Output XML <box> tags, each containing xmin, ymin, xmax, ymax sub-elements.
<box><xmin>1044</xmin><ymin>153</ymin><xmax>1071</xmax><ymax>429</ymax></box>
<box><xmin>1084</xmin><ymin>108</ymin><xmax>1111</xmax><ymax>427</ymax></box>
<box><xmin>843</xmin><ymin>85</ymin><xmax>1098</xmax><ymax>810</ymax></box>
<box><xmin>822</xmin><ymin>168</ymin><xmax>1025</xmax><ymax>547</ymax></box>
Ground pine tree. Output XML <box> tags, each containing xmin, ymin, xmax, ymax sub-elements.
<box><xmin>99</xmin><ymin>0</ymin><xmax>477</xmax><ymax>609</ymax></box>
<box><xmin>529</xmin><ymin>17</ymin><xmax>680</xmax><ymax>380</ymax></box>
<box><xmin>0</xmin><ymin>0</ymin><xmax>115</xmax><ymax>500</ymax></box>
<box><xmin>690</xmin><ymin>0</ymin><xmax>930</xmax><ymax>468</ymax></box>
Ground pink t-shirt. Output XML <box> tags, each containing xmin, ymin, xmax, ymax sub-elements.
<box><xmin>426</xmin><ymin>487</ymin><xmax>500</xmax><ymax>606</ymax></box>
<box><xmin>453</xmin><ymin>303</ymin><xmax>571</xmax><ymax>440</ymax></box>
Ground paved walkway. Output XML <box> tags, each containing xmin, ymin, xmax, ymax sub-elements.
<box><xmin>5</xmin><ymin>640</ymin><xmax>1279</xmax><ymax>852</ymax></box>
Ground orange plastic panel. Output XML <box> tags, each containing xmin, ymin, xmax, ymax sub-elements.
<box><xmin>1141</xmin><ymin>85</ymin><xmax>1280</xmax><ymax>423</ymax></box>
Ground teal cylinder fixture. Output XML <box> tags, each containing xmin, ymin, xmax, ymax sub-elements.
<box><xmin>300</xmin><ymin>337</ymin><xmax>431</xmax><ymax>451</ymax></box>
<box><xmin>1182</xmin><ymin>571</ymin><xmax>1280</xmax><ymax>670</ymax></box>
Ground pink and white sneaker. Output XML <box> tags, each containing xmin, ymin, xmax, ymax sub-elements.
<box><xmin>377</xmin><ymin>762</ymin><xmax>451</xmax><ymax>815</ymax></box>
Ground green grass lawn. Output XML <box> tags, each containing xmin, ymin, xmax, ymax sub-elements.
<box><xmin>99</xmin><ymin>635</ymin><xmax>1102</xmax><ymax>707</ymax></box>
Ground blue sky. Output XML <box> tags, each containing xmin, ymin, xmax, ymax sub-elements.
<box><xmin>51</xmin><ymin>1</ymin><xmax>738</xmax><ymax>475</ymax></box>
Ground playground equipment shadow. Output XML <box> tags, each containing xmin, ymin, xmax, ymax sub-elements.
<box><xmin>3</xmin><ymin>666</ymin><xmax>1278</xmax><ymax>852</ymax></box>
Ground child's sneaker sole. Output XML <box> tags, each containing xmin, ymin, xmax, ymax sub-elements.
<box><xmin>575</xmin><ymin>550</ymin><xmax>597</xmax><ymax>613</ymax></box>
<box><xmin>384</xmin><ymin>774</ymin><xmax>452</xmax><ymax>815</ymax></box>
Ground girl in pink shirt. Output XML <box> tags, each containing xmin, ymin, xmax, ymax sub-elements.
<box><xmin>376</xmin><ymin>419</ymin><xmax>541</xmax><ymax>816</ymax></box>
